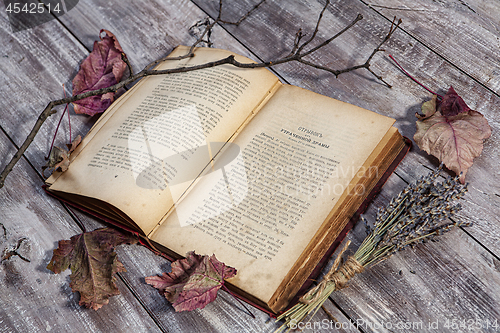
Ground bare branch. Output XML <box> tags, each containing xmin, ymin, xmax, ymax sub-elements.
<box><xmin>297</xmin><ymin>0</ymin><xmax>331</xmax><ymax>54</ymax></box>
<box><xmin>189</xmin><ymin>18</ymin><xmax>214</xmax><ymax>48</ymax></box>
<box><xmin>363</xmin><ymin>16</ymin><xmax>401</xmax><ymax>65</ymax></box>
<box><xmin>122</xmin><ymin>53</ymin><xmax>133</xmax><ymax>77</ymax></box>
<box><xmin>0</xmin><ymin>2</ymin><xmax>401</xmax><ymax>189</ymax></box>
<box><xmin>301</xmin><ymin>14</ymin><xmax>363</xmax><ymax>58</ymax></box>
<box><xmin>289</xmin><ymin>28</ymin><xmax>304</xmax><ymax>56</ymax></box>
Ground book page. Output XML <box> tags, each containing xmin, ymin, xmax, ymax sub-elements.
<box><xmin>48</xmin><ymin>46</ymin><xmax>279</xmax><ymax>234</ymax></box>
<box><xmin>150</xmin><ymin>85</ymin><xmax>395</xmax><ymax>303</ymax></box>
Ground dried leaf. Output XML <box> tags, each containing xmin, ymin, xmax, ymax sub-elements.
<box><xmin>145</xmin><ymin>251</ymin><xmax>237</xmax><ymax>312</ymax></box>
<box><xmin>414</xmin><ymin>93</ymin><xmax>491</xmax><ymax>183</ymax></box>
<box><xmin>47</xmin><ymin>228</ymin><xmax>137</xmax><ymax>310</ymax></box>
<box><xmin>66</xmin><ymin>134</ymin><xmax>82</xmax><ymax>154</ymax></box>
<box><xmin>43</xmin><ymin>146</ymin><xmax>69</xmax><ymax>173</ymax></box>
<box><xmin>72</xmin><ymin>30</ymin><xmax>128</xmax><ymax>116</ymax></box>
<box><xmin>42</xmin><ymin>135</ymin><xmax>81</xmax><ymax>176</ymax></box>
<box><xmin>417</xmin><ymin>93</ymin><xmax>437</xmax><ymax>120</ymax></box>
<box><xmin>439</xmin><ymin>86</ymin><xmax>471</xmax><ymax>117</ymax></box>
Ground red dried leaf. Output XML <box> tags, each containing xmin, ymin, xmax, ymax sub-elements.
<box><xmin>145</xmin><ymin>251</ymin><xmax>237</xmax><ymax>312</ymax></box>
<box><xmin>439</xmin><ymin>86</ymin><xmax>471</xmax><ymax>117</ymax></box>
<box><xmin>72</xmin><ymin>30</ymin><xmax>128</xmax><ymax>116</ymax></box>
<box><xmin>47</xmin><ymin>228</ymin><xmax>137</xmax><ymax>310</ymax></box>
<box><xmin>414</xmin><ymin>94</ymin><xmax>491</xmax><ymax>183</ymax></box>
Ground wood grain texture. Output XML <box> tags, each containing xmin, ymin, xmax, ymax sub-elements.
<box><xmin>55</xmin><ymin>0</ymin><xmax>266</xmax><ymax>74</ymax></box>
<box><xmin>1</xmin><ymin>0</ymin><xmax>499</xmax><ymax>331</ymax></box>
<box><xmin>0</xmin><ymin>131</ymin><xmax>161</xmax><ymax>332</ymax></box>
<box><xmin>326</xmin><ymin>170</ymin><xmax>500</xmax><ymax>333</ymax></box>
<box><xmin>65</xmin><ymin>208</ymin><xmax>358</xmax><ymax>333</ymax></box>
<box><xmin>0</xmin><ymin>12</ymin><xmax>96</xmax><ymax>170</ymax></box>
<box><xmin>362</xmin><ymin>0</ymin><xmax>500</xmax><ymax>93</ymax></box>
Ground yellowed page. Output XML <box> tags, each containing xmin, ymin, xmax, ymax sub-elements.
<box><xmin>48</xmin><ymin>46</ymin><xmax>279</xmax><ymax>234</ymax></box>
<box><xmin>150</xmin><ymin>85</ymin><xmax>395</xmax><ymax>303</ymax></box>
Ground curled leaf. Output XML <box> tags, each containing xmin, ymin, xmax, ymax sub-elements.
<box><xmin>439</xmin><ymin>86</ymin><xmax>471</xmax><ymax>117</ymax></box>
<box><xmin>414</xmin><ymin>92</ymin><xmax>491</xmax><ymax>183</ymax></box>
<box><xmin>43</xmin><ymin>146</ymin><xmax>70</xmax><ymax>174</ymax></box>
<box><xmin>146</xmin><ymin>251</ymin><xmax>237</xmax><ymax>312</ymax></box>
<box><xmin>72</xmin><ymin>30</ymin><xmax>128</xmax><ymax>116</ymax></box>
<box><xmin>47</xmin><ymin>227</ymin><xmax>138</xmax><ymax>310</ymax></box>
<box><xmin>65</xmin><ymin>134</ymin><xmax>82</xmax><ymax>154</ymax></box>
<box><xmin>417</xmin><ymin>93</ymin><xmax>437</xmax><ymax>120</ymax></box>
<box><xmin>42</xmin><ymin>135</ymin><xmax>81</xmax><ymax>176</ymax></box>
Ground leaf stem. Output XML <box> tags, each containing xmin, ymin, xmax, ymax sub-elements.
<box><xmin>63</xmin><ymin>85</ymin><xmax>71</xmax><ymax>141</ymax></box>
<box><xmin>389</xmin><ymin>54</ymin><xmax>443</xmax><ymax>99</ymax></box>
<box><xmin>45</xmin><ymin>103</ymin><xmax>68</xmax><ymax>160</ymax></box>
<box><xmin>221</xmin><ymin>284</ymin><xmax>255</xmax><ymax>319</ymax></box>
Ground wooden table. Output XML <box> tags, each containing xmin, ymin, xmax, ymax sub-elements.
<box><xmin>1</xmin><ymin>1</ymin><xmax>499</xmax><ymax>332</ymax></box>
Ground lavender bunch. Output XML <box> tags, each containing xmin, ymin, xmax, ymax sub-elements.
<box><xmin>355</xmin><ymin>166</ymin><xmax>469</xmax><ymax>267</ymax></box>
<box><xmin>276</xmin><ymin>166</ymin><xmax>469</xmax><ymax>332</ymax></box>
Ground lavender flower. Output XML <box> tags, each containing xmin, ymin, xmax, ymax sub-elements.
<box><xmin>276</xmin><ymin>166</ymin><xmax>469</xmax><ymax>332</ymax></box>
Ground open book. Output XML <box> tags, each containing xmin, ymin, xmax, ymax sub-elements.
<box><xmin>46</xmin><ymin>46</ymin><xmax>409</xmax><ymax>313</ymax></box>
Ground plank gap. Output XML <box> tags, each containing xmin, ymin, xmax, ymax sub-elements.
<box><xmin>1</xmin><ymin>96</ymin><xmax>160</xmax><ymax>331</ymax></box>
<box><xmin>189</xmin><ymin>0</ymin><xmax>291</xmax><ymax>85</ymax></box>
<box><xmin>35</xmin><ymin>0</ymin><xmax>92</xmax><ymax>53</ymax></box>
<box><xmin>61</xmin><ymin>202</ymin><xmax>87</xmax><ymax>232</ymax></box>
<box><xmin>356</xmin><ymin>0</ymin><xmax>500</xmax><ymax>99</ymax></box>
<box><xmin>459</xmin><ymin>224</ymin><xmax>500</xmax><ymax>263</ymax></box>
<box><xmin>395</xmin><ymin>162</ymin><xmax>499</xmax><ymax>276</ymax></box>
<box><xmin>393</xmin><ymin>171</ymin><xmax>410</xmax><ymax>185</ymax></box>
<box><xmin>327</xmin><ymin>296</ymin><xmax>365</xmax><ymax>333</ymax></box>
<box><xmin>116</xmin><ymin>272</ymin><xmax>168</xmax><ymax>333</ymax></box>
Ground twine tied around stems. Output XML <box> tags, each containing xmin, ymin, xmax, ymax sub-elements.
<box><xmin>299</xmin><ymin>241</ymin><xmax>364</xmax><ymax>305</ymax></box>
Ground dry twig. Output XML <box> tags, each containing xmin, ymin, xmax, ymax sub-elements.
<box><xmin>0</xmin><ymin>0</ymin><xmax>401</xmax><ymax>188</ymax></box>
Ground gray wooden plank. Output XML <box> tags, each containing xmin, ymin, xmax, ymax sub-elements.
<box><xmin>69</xmin><ymin>208</ymin><xmax>359</xmax><ymax>333</ymax></box>
<box><xmin>395</xmin><ymin>155</ymin><xmax>500</xmax><ymax>258</ymax></box>
<box><xmin>0</xmin><ymin>131</ymin><xmax>161</xmax><ymax>332</ymax></box>
<box><xmin>0</xmin><ymin>11</ymin><xmax>96</xmax><ymax>170</ymax></box>
<box><xmin>0</xmin><ymin>11</ymin><xmax>166</xmax><ymax>331</ymax></box>
<box><xmin>0</xmin><ymin>11</ymin><xmax>165</xmax><ymax>332</ymax></box>
<box><xmin>55</xmin><ymin>0</ymin><xmax>263</xmax><ymax>73</ymax></box>
<box><xmin>361</xmin><ymin>0</ymin><xmax>500</xmax><ymax>93</ymax></box>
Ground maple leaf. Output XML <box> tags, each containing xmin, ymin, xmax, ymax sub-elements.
<box><xmin>42</xmin><ymin>135</ymin><xmax>81</xmax><ymax>177</ymax></box>
<box><xmin>72</xmin><ymin>30</ymin><xmax>128</xmax><ymax>116</ymax></box>
<box><xmin>414</xmin><ymin>89</ymin><xmax>491</xmax><ymax>183</ymax></box>
<box><xmin>47</xmin><ymin>227</ymin><xmax>137</xmax><ymax>310</ymax></box>
<box><xmin>145</xmin><ymin>251</ymin><xmax>237</xmax><ymax>312</ymax></box>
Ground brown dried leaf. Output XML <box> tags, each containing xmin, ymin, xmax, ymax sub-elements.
<box><xmin>42</xmin><ymin>135</ymin><xmax>81</xmax><ymax>176</ymax></box>
<box><xmin>414</xmin><ymin>94</ymin><xmax>491</xmax><ymax>183</ymax></box>
<box><xmin>145</xmin><ymin>251</ymin><xmax>237</xmax><ymax>312</ymax></box>
<box><xmin>47</xmin><ymin>228</ymin><xmax>137</xmax><ymax>310</ymax></box>
<box><xmin>66</xmin><ymin>134</ymin><xmax>82</xmax><ymax>154</ymax></box>
<box><xmin>43</xmin><ymin>146</ymin><xmax>69</xmax><ymax>173</ymax></box>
